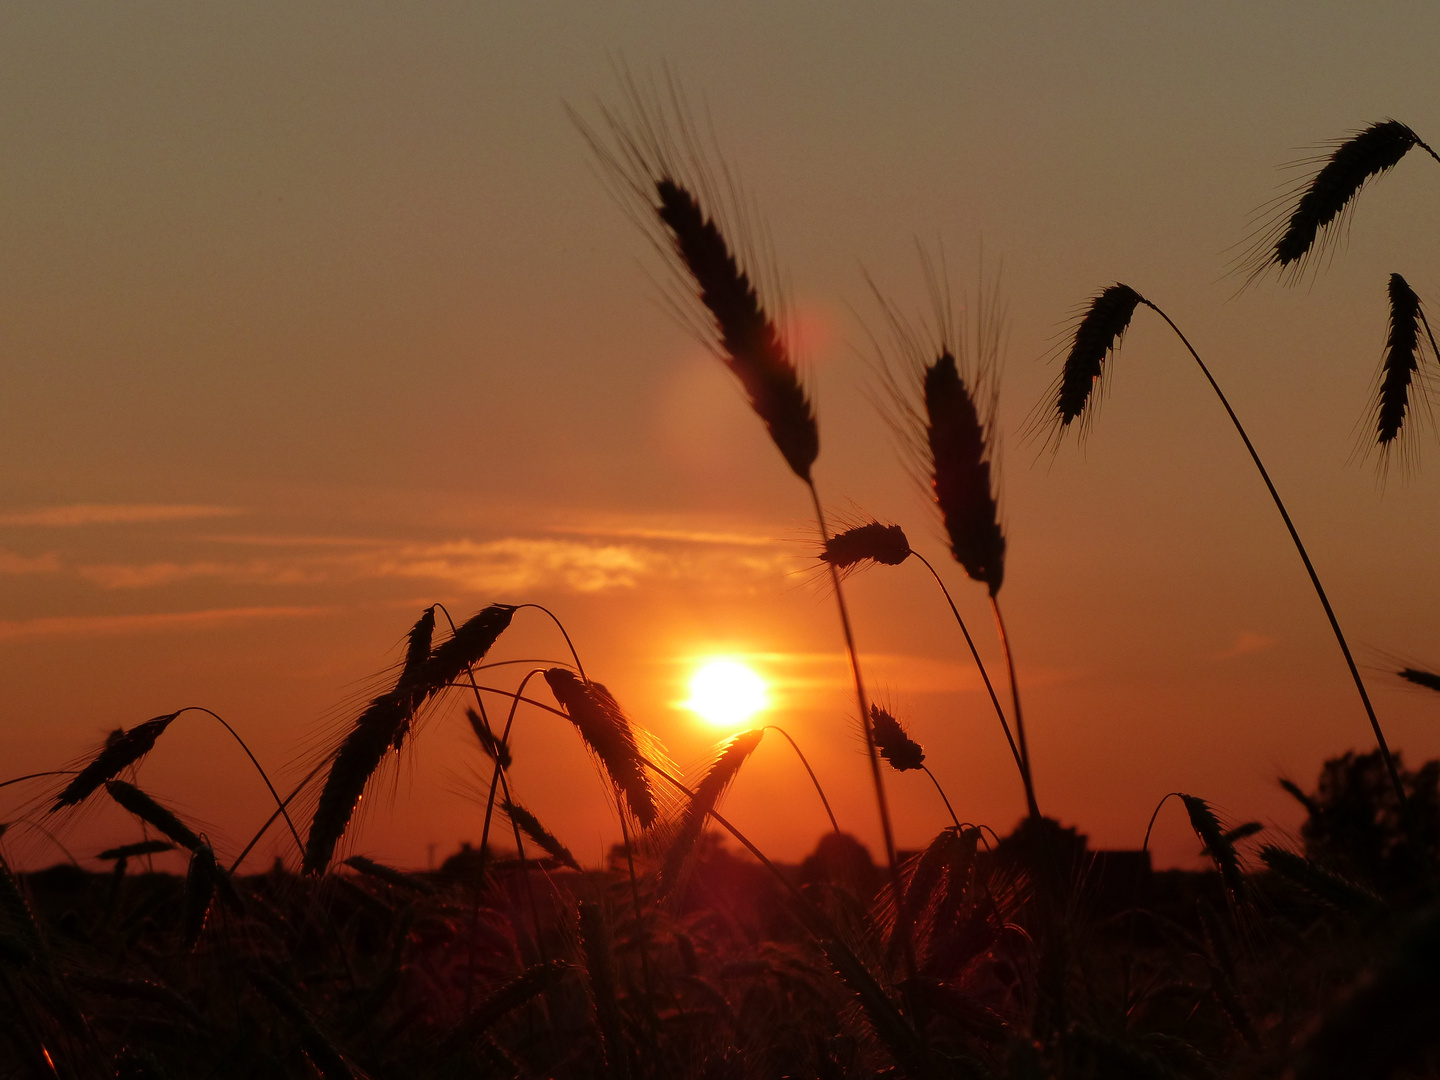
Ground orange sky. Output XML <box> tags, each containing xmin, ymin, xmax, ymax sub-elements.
<box><xmin>4</xmin><ymin>4</ymin><xmax>1440</xmax><ymax>873</ymax></box>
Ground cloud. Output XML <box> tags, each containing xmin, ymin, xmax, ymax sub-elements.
<box><xmin>0</xmin><ymin>549</ymin><xmax>61</xmax><ymax>575</ymax></box>
<box><xmin>1214</xmin><ymin>631</ymin><xmax>1276</xmax><ymax>661</ymax></box>
<box><xmin>0</xmin><ymin>504</ymin><xmax>243</xmax><ymax>527</ymax></box>
<box><xmin>549</xmin><ymin>523</ymin><xmax>782</xmax><ymax>548</ymax></box>
<box><xmin>0</xmin><ymin>605</ymin><xmax>329</xmax><ymax>642</ymax></box>
<box><xmin>76</xmin><ymin>536</ymin><xmax>793</xmax><ymax>595</ymax></box>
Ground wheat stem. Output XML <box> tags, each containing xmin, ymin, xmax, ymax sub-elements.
<box><xmin>988</xmin><ymin>599</ymin><xmax>1039</xmax><ymax>820</ymax></box>
<box><xmin>181</xmin><ymin>707</ymin><xmax>305</xmax><ymax>862</ymax></box>
<box><xmin>912</xmin><ymin>552</ymin><xmax>1034</xmax><ymax>813</ymax></box>
<box><xmin>1142</xmin><ymin>299</ymin><xmax>1429</xmax><ymax>887</ymax></box>
<box><xmin>762</xmin><ymin>725</ymin><xmax>840</xmax><ymax>833</ymax></box>
<box><xmin>921</xmin><ymin>766</ymin><xmax>962</xmax><ymax>829</ymax></box>
<box><xmin>807</xmin><ymin>482</ymin><xmax>899</xmax><ymax>873</ymax></box>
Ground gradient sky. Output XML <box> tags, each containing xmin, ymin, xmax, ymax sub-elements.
<box><xmin>4</xmin><ymin>3</ymin><xmax>1440</xmax><ymax>873</ymax></box>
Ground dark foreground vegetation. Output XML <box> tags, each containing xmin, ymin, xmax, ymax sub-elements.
<box><xmin>4</xmin><ymin>749</ymin><xmax>1440</xmax><ymax>1079</ymax></box>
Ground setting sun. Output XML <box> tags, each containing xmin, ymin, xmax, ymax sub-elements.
<box><xmin>683</xmin><ymin>659</ymin><xmax>769</xmax><ymax>728</ymax></box>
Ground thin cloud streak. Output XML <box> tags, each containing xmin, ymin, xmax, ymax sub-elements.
<box><xmin>0</xmin><ymin>605</ymin><xmax>331</xmax><ymax>642</ymax></box>
<box><xmin>76</xmin><ymin>536</ymin><xmax>792</xmax><ymax>594</ymax></box>
<box><xmin>0</xmin><ymin>504</ymin><xmax>243</xmax><ymax>527</ymax></box>
<box><xmin>1214</xmin><ymin>631</ymin><xmax>1277</xmax><ymax>661</ymax></box>
<box><xmin>0</xmin><ymin>549</ymin><xmax>61</xmax><ymax>575</ymax></box>
<box><xmin>548</xmin><ymin>523</ymin><xmax>781</xmax><ymax>547</ymax></box>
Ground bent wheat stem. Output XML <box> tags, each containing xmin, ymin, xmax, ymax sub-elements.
<box><xmin>912</xmin><ymin>552</ymin><xmax>1037</xmax><ymax>818</ymax></box>
<box><xmin>762</xmin><ymin>726</ymin><xmax>840</xmax><ymax>833</ymax></box>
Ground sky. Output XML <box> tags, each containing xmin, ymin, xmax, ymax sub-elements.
<box><xmin>3</xmin><ymin>3</ymin><xmax>1440</xmax><ymax>873</ymax></box>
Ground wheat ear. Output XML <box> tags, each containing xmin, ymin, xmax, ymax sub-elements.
<box><xmin>1258</xmin><ymin>120</ymin><xmax>1439</xmax><ymax>281</ymax></box>
<box><xmin>659</xmin><ymin>729</ymin><xmax>763</xmax><ymax>895</ymax></box>
<box><xmin>1370</xmin><ymin>273</ymin><xmax>1438</xmax><ymax>477</ymax></box>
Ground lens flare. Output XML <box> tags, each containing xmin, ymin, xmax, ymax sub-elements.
<box><xmin>684</xmin><ymin>659</ymin><xmax>768</xmax><ymax>728</ymax></box>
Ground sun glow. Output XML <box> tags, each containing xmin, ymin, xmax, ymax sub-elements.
<box><xmin>684</xmin><ymin>659</ymin><xmax>769</xmax><ymax>728</ymax></box>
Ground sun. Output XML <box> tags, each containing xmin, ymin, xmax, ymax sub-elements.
<box><xmin>683</xmin><ymin>659</ymin><xmax>769</xmax><ymax>728</ymax></box>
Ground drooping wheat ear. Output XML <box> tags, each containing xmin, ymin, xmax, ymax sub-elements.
<box><xmin>1051</xmin><ymin>284</ymin><xmax>1143</xmax><ymax>436</ymax></box>
<box><xmin>97</xmin><ymin>840</ymin><xmax>173</xmax><ymax>860</ymax></box>
<box><xmin>304</xmin><ymin>604</ymin><xmax>514</xmax><ymax>874</ymax></box>
<box><xmin>1399</xmin><ymin>666</ymin><xmax>1440</xmax><ymax>692</ymax></box>
<box><xmin>1259</xmin><ymin>845</ymin><xmax>1383</xmax><ymax>916</ymax></box>
<box><xmin>182</xmin><ymin>844</ymin><xmax>218</xmax><ymax>951</ymax></box>
<box><xmin>543</xmin><ymin>668</ymin><xmax>658</xmax><ymax>828</ymax></box>
<box><xmin>869</xmin><ymin>706</ymin><xmax>924</xmax><ymax>772</ymax></box>
<box><xmin>1180</xmin><ymin>794</ymin><xmax>1246</xmax><ymax>905</ymax></box>
<box><xmin>51</xmin><ymin>711</ymin><xmax>181</xmax><ymax>811</ymax></box>
<box><xmin>820</xmin><ymin>522</ymin><xmax>911</xmax><ymax>574</ymax></box>
<box><xmin>655</xmin><ymin>178</ymin><xmax>819</xmax><ymax>481</ymax></box>
<box><xmin>1259</xmin><ymin>120</ymin><xmax>1436</xmax><ymax>280</ymax></box>
<box><xmin>926</xmin><ymin>349</ymin><xmax>1006</xmax><ymax>594</ymax></box>
<box><xmin>104</xmin><ymin>780</ymin><xmax>204</xmax><ymax>852</ymax></box>
<box><xmin>344</xmin><ymin>854</ymin><xmax>435</xmax><ymax>895</ymax></box>
<box><xmin>501</xmin><ymin>800</ymin><xmax>580</xmax><ymax>871</ymax></box>
<box><xmin>466</xmin><ymin>706</ymin><xmax>512</xmax><ymax>769</ymax></box>
<box><xmin>1370</xmin><ymin>273</ymin><xmax>1438</xmax><ymax>475</ymax></box>
<box><xmin>458</xmin><ymin>960</ymin><xmax>573</xmax><ymax>1043</ymax></box>
<box><xmin>389</xmin><ymin>606</ymin><xmax>436</xmax><ymax>752</ymax></box>
<box><xmin>659</xmin><ymin>729</ymin><xmax>763</xmax><ymax>895</ymax></box>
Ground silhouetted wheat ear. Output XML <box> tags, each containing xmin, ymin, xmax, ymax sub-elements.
<box><xmin>1055</xmin><ymin>284</ymin><xmax>1143</xmax><ymax>432</ymax></box>
<box><xmin>820</xmin><ymin>522</ymin><xmax>911</xmax><ymax>571</ymax></box>
<box><xmin>502</xmin><ymin>800</ymin><xmax>580</xmax><ymax>871</ymax></box>
<box><xmin>1258</xmin><ymin>845</ymin><xmax>1382</xmax><ymax>916</ymax></box>
<box><xmin>1374</xmin><ymin>274</ymin><xmax>1430</xmax><ymax>456</ymax></box>
<box><xmin>660</xmin><ymin>729</ymin><xmax>763</xmax><ymax>894</ymax></box>
<box><xmin>344</xmin><ymin>854</ymin><xmax>435</xmax><ymax>895</ymax></box>
<box><xmin>654</xmin><ymin>178</ymin><xmax>819</xmax><ymax>482</ymax></box>
<box><xmin>1180</xmin><ymin>794</ymin><xmax>1246</xmax><ymax>904</ymax></box>
<box><xmin>104</xmin><ymin>780</ymin><xmax>204</xmax><ymax>852</ymax></box>
<box><xmin>303</xmin><ymin>604</ymin><xmax>515</xmax><ymax>874</ymax></box>
<box><xmin>463</xmin><ymin>960</ymin><xmax>573</xmax><ymax>1041</ymax></box>
<box><xmin>466</xmin><ymin>706</ymin><xmax>512</xmax><ymax>769</ymax></box>
<box><xmin>1399</xmin><ymin>666</ymin><xmax>1440</xmax><ymax>692</ymax></box>
<box><xmin>248</xmin><ymin>971</ymin><xmax>356</xmax><ymax>1080</ymax></box>
<box><xmin>926</xmin><ymin>349</ymin><xmax>1006</xmax><ymax>594</ymax></box>
<box><xmin>543</xmin><ymin>668</ymin><xmax>658</xmax><ymax>828</ymax></box>
<box><xmin>1273</xmin><ymin>120</ymin><xmax>1424</xmax><ymax>271</ymax></box>
<box><xmin>97</xmin><ymin>840</ymin><xmax>173</xmax><ymax>860</ymax></box>
<box><xmin>390</xmin><ymin>606</ymin><xmax>437</xmax><ymax>752</ymax></box>
<box><xmin>870</xmin><ymin>706</ymin><xmax>924</xmax><ymax>772</ymax></box>
<box><xmin>182</xmin><ymin>844</ymin><xmax>218</xmax><ymax>951</ymax></box>
<box><xmin>51</xmin><ymin>711</ymin><xmax>181</xmax><ymax>811</ymax></box>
